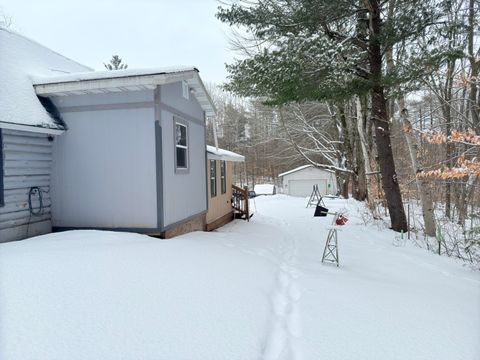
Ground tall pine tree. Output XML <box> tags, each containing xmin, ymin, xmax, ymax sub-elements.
<box><xmin>217</xmin><ymin>0</ymin><xmax>447</xmax><ymax>232</ymax></box>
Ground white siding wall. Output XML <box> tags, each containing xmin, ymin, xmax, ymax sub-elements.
<box><xmin>0</xmin><ymin>129</ymin><xmax>53</xmax><ymax>242</ymax></box>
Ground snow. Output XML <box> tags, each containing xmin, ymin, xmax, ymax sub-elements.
<box><xmin>254</xmin><ymin>183</ymin><xmax>276</xmax><ymax>195</ymax></box>
<box><xmin>0</xmin><ymin>27</ymin><xmax>91</xmax><ymax>130</ymax></box>
<box><xmin>32</xmin><ymin>66</ymin><xmax>197</xmax><ymax>85</ymax></box>
<box><xmin>206</xmin><ymin>145</ymin><xmax>245</xmax><ymax>162</ymax></box>
<box><xmin>1</xmin><ymin>196</ymin><xmax>479</xmax><ymax>360</ymax></box>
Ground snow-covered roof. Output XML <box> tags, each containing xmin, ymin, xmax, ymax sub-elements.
<box><xmin>278</xmin><ymin>164</ymin><xmax>334</xmax><ymax>178</ymax></box>
<box><xmin>0</xmin><ymin>27</ymin><xmax>92</xmax><ymax>133</ymax></box>
<box><xmin>32</xmin><ymin>66</ymin><xmax>196</xmax><ymax>83</ymax></box>
<box><xmin>33</xmin><ymin>67</ymin><xmax>216</xmax><ymax>117</ymax></box>
<box><xmin>206</xmin><ymin>145</ymin><xmax>245</xmax><ymax>162</ymax></box>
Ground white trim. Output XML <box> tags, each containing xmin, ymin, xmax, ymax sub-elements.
<box><xmin>0</xmin><ymin>122</ymin><xmax>64</xmax><ymax>135</ymax></box>
<box><xmin>175</xmin><ymin>122</ymin><xmax>189</xmax><ymax>171</ymax></box>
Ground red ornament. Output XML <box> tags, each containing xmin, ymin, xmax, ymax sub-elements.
<box><xmin>335</xmin><ymin>214</ymin><xmax>348</xmax><ymax>226</ymax></box>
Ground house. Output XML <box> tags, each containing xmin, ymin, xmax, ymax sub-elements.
<box><xmin>206</xmin><ymin>146</ymin><xmax>245</xmax><ymax>231</ymax></box>
<box><xmin>0</xmin><ymin>27</ymin><xmax>92</xmax><ymax>242</ymax></box>
<box><xmin>0</xmin><ymin>27</ymin><xmax>217</xmax><ymax>242</ymax></box>
<box><xmin>278</xmin><ymin>165</ymin><xmax>338</xmax><ymax>197</ymax></box>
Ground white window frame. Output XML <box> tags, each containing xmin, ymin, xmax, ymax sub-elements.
<box><xmin>174</xmin><ymin>121</ymin><xmax>189</xmax><ymax>172</ymax></box>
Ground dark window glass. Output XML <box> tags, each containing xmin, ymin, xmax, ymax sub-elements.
<box><xmin>175</xmin><ymin>123</ymin><xmax>188</xmax><ymax>169</ymax></box>
<box><xmin>210</xmin><ymin>160</ymin><xmax>217</xmax><ymax>197</ymax></box>
<box><xmin>221</xmin><ymin>161</ymin><xmax>226</xmax><ymax>194</ymax></box>
<box><xmin>176</xmin><ymin>148</ymin><xmax>187</xmax><ymax>168</ymax></box>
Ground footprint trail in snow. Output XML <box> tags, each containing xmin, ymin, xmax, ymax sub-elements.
<box><xmin>262</xmin><ymin>220</ymin><xmax>303</xmax><ymax>360</ymax></box>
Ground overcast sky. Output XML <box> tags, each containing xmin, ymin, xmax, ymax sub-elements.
<box><xmin>1</xmin><ymin>0</ymin><xmax>236</xmax><ymax>84</ymax></box>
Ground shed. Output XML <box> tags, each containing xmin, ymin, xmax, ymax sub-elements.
<box><xmin>278</xmin><ymin>165</ymin><xmax>337</xmax><ymax>197</ymax></box>
<box><xmin>1</xmin><ymin>27</ymin><xmax>217</xmax><ymax>242</ymax></box>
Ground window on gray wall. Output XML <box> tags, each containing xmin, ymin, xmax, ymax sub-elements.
<box><xmin>210</xmin><ymin>160</ymin><xmax>217</xmax><ymax>197</ymax></box>
<box><xmin>175</xmin><ymin>122</ymin><xmax>188</xmax><ymax>170</ymax></box>
<box><xmin>0</xmin><ymin>129</ymin><xmax>4</xmax><ymax>207</ymax></box>
<box><xmin>221</xmin><ymin>161</ymin><xmax>226</xmax><ymax>194</ymax></box>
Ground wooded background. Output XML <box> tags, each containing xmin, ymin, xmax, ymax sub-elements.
<box><xmin>210</xmin><ymin>0</ymin><xmax>480</xmax><ymax>265</ymax></box>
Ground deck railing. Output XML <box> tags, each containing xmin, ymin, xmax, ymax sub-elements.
<box><xmin>231</xmin><ymin>185</ymin><xmax>250</xmax><ymax>221</ymax></box>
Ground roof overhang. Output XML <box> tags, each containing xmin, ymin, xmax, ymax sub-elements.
<box><xmin>0</xmin><ymin>121</ymin><xmax>64</xmax><ymax>135</ymax></box>
<box><xmin>207</xmin><ymin>145</ymin><xmax>245</xmax><ymax>162</ymax></box>
<box><xmin>32</xmin><ymin>68</ymin><xmax>216</xmax><ymax>117</ymax></box>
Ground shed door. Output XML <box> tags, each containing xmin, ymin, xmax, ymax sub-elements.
<box><xmin>288</xmin><ymin>179</ymin><xmax>327</xmax><ymax>197</ymax></box>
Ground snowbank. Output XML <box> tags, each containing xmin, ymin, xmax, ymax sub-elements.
<box><xmin>0</xmin><ymin>196</ymin><xmax>478</xmax><ymax>359</ymax></box>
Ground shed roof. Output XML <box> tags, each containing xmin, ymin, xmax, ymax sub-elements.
<box><xmin>0</xmin><ymin>27</ymin><xmax>91</xmax><ymax>133</ymax></box>
<box><xmin>206</xmin><ymin>146</ymin><xmax>245</xmax><ymax>162</ymax></box>
<box><xmin>33</xmin><ymin>67</ymin><xmax>216</xmax><ymax>117</ymax></box>
<box><xmin>278</xmin><ymin>164</ymin><xmax>334</xmax><ymax>178</ymax></box>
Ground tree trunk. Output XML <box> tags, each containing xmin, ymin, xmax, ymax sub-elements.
<box><xmin>356</xmin><ymin>96</ymin><xmax>373</xmax><ymax>204</ymax></box>
<box><xmin>368</xmin><ymin>1</ymin><xmax>408</xmax><ymax>232</ymax></box>
<box><xmin>468</xmin><ymin>0</ymin><xmax>479</xmax><ymax>131</ymax></box>
<box><xmin>400</xmin><ymin>102</ymin><xmax>436</xmax><ymax>237</ymax></box>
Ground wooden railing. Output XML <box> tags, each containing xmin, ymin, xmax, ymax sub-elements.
<box><xmin>232</xmin><ymin>184</ymin><xmax>250</xmax><ymax>221</ymax></box>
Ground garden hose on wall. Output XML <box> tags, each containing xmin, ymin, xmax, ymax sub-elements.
<box><xmin>28</xmin><ymin>186</ymin><xmax>44</xmax><ymax>216</ymax></box>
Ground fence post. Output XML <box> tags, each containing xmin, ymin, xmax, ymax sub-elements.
<box><xmin>436</xmin><ymin>225</ymin><xmax>442</xmax><ymax>255</ymax></box>
<box><xmin>244</xmin><ymin>186</ymin><xmax>249</xmax><ymax>222</ymax></box>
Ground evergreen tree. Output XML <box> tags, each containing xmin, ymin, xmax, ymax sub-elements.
<box><xmin>216</xmin><ymin>0</ymin><xmax>449</xmax><ymax>232</ymax></box>
<box><xmin>104</xmin><ymin>55</ymin><xmax>128</xmax><ymax>70</ymax></box>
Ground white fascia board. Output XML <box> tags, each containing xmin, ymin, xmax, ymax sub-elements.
<box><xmin>34</xmin><ymin>71</ymin><xmax>197</xmax><ymax>96</ymax></box>
<box><xmin>33</xmin><ymin>70</ymin><xmax>216</xmax><ymax>118</ymax></box>
<box><xmin>186</xmin><ymin>74</ymin><xmax>216</xmax><ymax>117</ymax></box>
<box><xmin>207</xmin><ymin>154</ymin><xmax>245</xmax><ymax>162</ymax></box>
<box><xmin>0</xmin><ymin>122</ymin><xmax>64</xmax><ymax>135</ymax></box>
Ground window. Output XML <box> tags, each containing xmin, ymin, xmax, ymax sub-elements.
<box><xmin>182</xmin><ymin>80</ymin><xmax>189</xmax><ymax>100</ymax></box>
<box><xmin>0</xmin><ymin>129</ymin><xmax>3</xmax><ymax>207</ymax></box>
<box><xmin>175</xmin><ymin>122</ymin><xmax>188</xmax><ymax>170</ymax></box>
<box><xmin>221</xmin><ymin>160</ymin><xmax>226</xmax><ymax>194</ymax></box>
<box><xmin>210</xmin><ymin>160</ymin><xmax>217</xmax><ymax>197</ymax></box>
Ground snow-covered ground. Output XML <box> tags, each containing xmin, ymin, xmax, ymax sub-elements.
<box><xmin>1</xmin><ymin>196</ymin><xmax>479</xmax><ymax>360</ymax></box>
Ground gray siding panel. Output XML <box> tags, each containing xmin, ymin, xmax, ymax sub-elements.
<box><xmin>51</xmin><ymin>104</ymin><xmax>158</xmax><ymax>229</ymax></box>
<box><xmin>0</xmin><ymin>129</ymin><xmax>53</xmax><ymax>242</ymax></box>
<box><xmin>160</xmin><ymin>83</ymin><xmax>207</xmax><ymax>227</ymax></box>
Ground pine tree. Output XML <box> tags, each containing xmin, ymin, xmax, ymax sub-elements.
<box><xmin>104</xmin><ymin>55</ymin><xmax>128</xmax><ymax>70</ymax></box>
<box><xmin>216</xmin><ymin>0</ymin><xmax>450</xmax><ymax>232</ymax></box>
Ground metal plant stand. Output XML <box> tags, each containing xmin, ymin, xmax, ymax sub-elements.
<box><xmin>321</xmin><ymin>226</ymin><xmax>339</xmax><ymax>266</ymax></box>
<box><xmin>307</xmin><ymin>184</ymin><xmax>324</xmax><ymax>208</ymax></box>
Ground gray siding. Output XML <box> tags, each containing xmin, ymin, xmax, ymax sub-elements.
<box><xmin>0</xmin><ymin>129</ymin><xmax>53</xmax><ymax>242</ymax></box>
<box><xmin>50</xmin><ymin>101</ymin><xmax>158</xmax><ymax>229</ymax></box>
<box><xmin>159</xmin><ymin>83</ymin><xmax>207</xmax><ymax>227</ymax></box>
